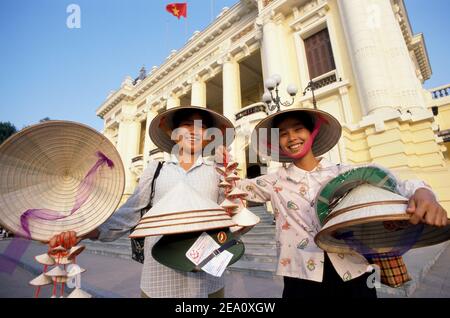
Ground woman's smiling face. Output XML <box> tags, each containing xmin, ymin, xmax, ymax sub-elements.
<box><xmin>174</xmin><ymin>113</ymin><xmax>210</xmax><ymax>154</ymax></box>
<box><xmin>277</xmin><ymin>117</ymin><xmax>312</xmax><ymax>156</ymax></box>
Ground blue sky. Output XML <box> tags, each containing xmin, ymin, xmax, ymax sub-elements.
<box><xmin>0</xmin><ymin>0</ymin><xmax>449</xmax><ymax>132</ymax></box>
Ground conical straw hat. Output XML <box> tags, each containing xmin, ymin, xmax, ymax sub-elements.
<box><xmin>220</xmin><ymin>199</ymin><xmax>239</xmax><ymax>209</ymax></box>
<box><xmin>48</xmin><ymin>246</ymin><xmax>67</xmax><ymax>254</ymax></box>
<box><xmin>226</xmin><ymin>188</ymin><xmax>248</xmax><ymax>199</ymax></box>
<box><xmin>130</xmin><ymin>181</ymin><xmax>236</xmax><ymax>238</ymax></box>
<box><xmin>0</xmin><ymin>120</ymin><xmax>125</xmax><ymax>242</ymax></box>
<box><xmin>225</xmin><ymin>174</ymin><xmax>240</xmax><ymax>182</ymax></box>
<box><xmin>315</xmin><ymin>168</ymin><xmax>450</xmax><ymax>255</ymax></box>
<box><xmin>149</xmin><ymin>106</ymin><xmax>235</xmax><ymax>154</ymax></box>
<box><xmin>66</xmin><ymin>266</ymin><xmax>86</xmax><ymax>278</ymax></box>
<box><xmin>45</xmin><ymin>266</ymin><xmax>67</xmax><ymax>277</ymax></box>
<box><xmin>68</xmin><ymin>245</ymin><xmax>85</xmax><ymax>260</ymax></box>
<box><xmin>219</xmin><ymin>180</ymin><xmax>232</xmax><ymax>188</ymax></box>
<box><xmin>252</xmin><ymin>108</ymin><xmax>342</xmax><ymax>162</ymax></box>
<box><xmin>140</xmin><ymin>181</ymin><xmax>225</xmax><ymax>218</ymax></box>
<box><xmin>35</xmin><ymin>253</ymin><xmax>56</xmax><ymax>266</ymax></box>
<box><xmin>226</xmin><ymin>161</ymin><xmax>239</xmax><ymax>172</ymax></box>
<box><xmin>55</xmin><ymin>256</ymin><xmax>72</xmax><ymax>265</ymax></box>
<box><xmin>231</xmin><ymin>208</ymin><xmax>260</xmax><ymax>227</ymax></box>
<box><xmin>29</xmin><ymin>273</ymin><xmax>52</xmax><ymax>286</ymax></box>
<box><xmin>67</xmin><ymin>288</ymin><xmax>92</xmax><ymax>298</ymax></box>
<box><xmin>215</xmin><ymin>166</ymin><xmax>228</xmax><ymax>177</ymax></box>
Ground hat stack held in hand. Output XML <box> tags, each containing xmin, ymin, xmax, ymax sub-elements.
<box><xmin>29</xmin><ymin>244</ymin><xmax>91</xmax><ymax>298</ymax></box>
<box><xmin>216</xmin><ymin>161</ymin><xmax>260</xmax><ymax>231</ymax></box>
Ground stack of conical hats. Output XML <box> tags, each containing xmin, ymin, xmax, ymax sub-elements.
<box><xmin>29</xmin><ymin>245</ymin><xmax>91</xmax><ymax>298</ymax></box>
<box><xmin>130</xmin><ymin>181</ymin><xmax>237</xmax><ymax>238</ymax></box>
<box><xmin>216</xmin><ymin>161</ymin><xmax>260</xmax><ymax>231</ymax></box>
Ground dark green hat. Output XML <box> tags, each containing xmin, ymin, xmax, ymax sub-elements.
<box><xmin>152</xmin><ymin>229</ymin><xmax>245</xmax><ymax>272</ymax></box>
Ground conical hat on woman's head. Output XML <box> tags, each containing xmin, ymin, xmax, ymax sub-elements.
<box><xmin>149</xmin><ymin>106</ymin><xmax>235</xmax><ymax>154</ymax></box>
<box><xmin>252</xmin><ymin>108</ymin><xmax>341</xmax><ymax>163</ymax></box>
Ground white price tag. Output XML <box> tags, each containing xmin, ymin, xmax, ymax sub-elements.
<box><xmin>185</xmin><ymin>232</ymin><xmax>233</xmax><ymax>277</ymax></box>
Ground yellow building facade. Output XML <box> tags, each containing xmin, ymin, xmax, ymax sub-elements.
<box><xmin>96</xmin><ymin>0</ymin><xmax>450</xmax><ymax>213</ymax></box>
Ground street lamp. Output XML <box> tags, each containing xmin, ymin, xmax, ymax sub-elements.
<box><xmin>302</xmin><ymin>80</ymin><xmax>318</xmax><ymax>109</ymax></box>
<box><xmin>262</xmin><ymin>74</ymin><xmax>298</xmax><ymax>113</ymax></box>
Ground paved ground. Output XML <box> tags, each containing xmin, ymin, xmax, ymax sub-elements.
<box><xmin>0</xmin><ymin>238</ymin><xmax>448</xmax><ymax>298</ymax></box>
<box><xmin>410</xmin><ymin>243</ymin><xmax>450</xmax><ymax>298</ymax></box>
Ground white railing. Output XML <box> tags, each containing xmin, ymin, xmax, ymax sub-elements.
<box><xmin>430</xmin><ymin>84</ymin><xmax>450</xmax><ymax>100</ymax></box>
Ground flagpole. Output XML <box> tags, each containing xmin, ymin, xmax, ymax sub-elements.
<box><xmin>185</xmin><ymin>1</ymin><xmax>188</xmax><ymax>39</ymax></box>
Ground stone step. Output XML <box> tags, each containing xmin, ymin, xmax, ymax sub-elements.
<box><xmin>84</xmin><ymin>245</ymin><xmax>132</xmax><ymax>260</ymax></box>
<box><xmin>244</xmin><ymin>230</ymin><xmax>275</xmax><ymax>237</ymax></box>
<box><xmin>241</xmin><ymin>241</ymin><xmax>276</xmax><ymax>249</ymax></box>
<box><xmin>228</xmin><ymin>260</ymin><xmax>276</xmax><ymax>278</ymax></box>
<box><xmin>84</xmin><ymin>240</ymin><xmax>131</xmax><ymax>251</ymax></box>
<box><xmin>241</xmin><ymin>248</ymin><xmax>277</xmax><ymax>263</ymax></box>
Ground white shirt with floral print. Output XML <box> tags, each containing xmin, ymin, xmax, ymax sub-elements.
<box><xmin>237</xmin><ymin>158</ymin><xmax>433</xmax><ymax>283</ymax></box>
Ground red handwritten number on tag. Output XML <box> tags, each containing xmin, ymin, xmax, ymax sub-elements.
<box><xmin>189</xmin><ymin>250</ymin><xmax>200</xmax><ymax>260</ymax></box>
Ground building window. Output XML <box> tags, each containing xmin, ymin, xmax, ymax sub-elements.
<box><xmin>304</xmin><ymin>28</ymin><xmax>336</xmax><ymax>79</ymax></box>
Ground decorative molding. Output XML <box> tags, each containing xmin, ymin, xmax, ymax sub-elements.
<box><xmin>290</xmin><ymin>0</ymin><xmax>329</xmax><ymax>33</ymax></box>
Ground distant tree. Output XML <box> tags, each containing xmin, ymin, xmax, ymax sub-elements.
<box><xmin>0</xmin><ymin>121</ymin><xmax>17</xmax><ymax>145</ymax></box>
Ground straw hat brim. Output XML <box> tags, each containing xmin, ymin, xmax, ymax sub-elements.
<box><xmin>315</xmin><ymin>165</ymin><xmax>397</xmax><ymax>225</ymax></box>
<box><xmin>0</xmin><ymin>120</ymin><xmax>125</xmax><ymax>242</ymax></box>
<box><xmin>129</xmin><ymin>218</ymin><xmax>236</xmax><ymax>238</ymax></box>
<box><xmin>151</xmin><ymin>229</ymin><xmax>245</xmax><ymax>272</ymax></box>
<box><xmin>315</xmin><ymin>213</ymin><xmax>450</xmax><ymax>254</ymax></box>
<box><xmin>252</xmin><ymin>108</ymin><xmax>342</xmax><ymax>162</ymax></box>
<box><xmin>149</xmin><ymin>106</ymin><xmax>235</xmax><ymax>154</ymax></box>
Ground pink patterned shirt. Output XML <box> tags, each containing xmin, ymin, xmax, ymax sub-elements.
<box><xmin>237</xmin><ymin>158</ymin><xmax>431</xmax><ymax>282</ymax></box>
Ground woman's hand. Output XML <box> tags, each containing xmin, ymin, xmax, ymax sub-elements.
<box><xmin>407</xmin><ymin>188</ymin><xmax>448</xmax><ymax>227</ymax></box>
<box><xmin>47</xmin><ymin>229</ymin><xmax>100</xmax><ymax>249</ymax></box>
<box><xmin>48</xmin><ymin>231</ymin><xmax>79</xmax><ymax>249</ymax></box>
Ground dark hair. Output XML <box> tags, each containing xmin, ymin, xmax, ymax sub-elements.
<box><xmin>172</xmin><ymin>109</ymin><xmax>214</xmax><ymax>129</ymax></box>
<box><xmin>272</xmin><ymin>112</ymin><xmax>315</xmax><ymax>132</ymax></box>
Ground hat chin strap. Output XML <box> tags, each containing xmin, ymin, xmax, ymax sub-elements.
<box><xmin>279</xmin><ymin>116</ymin><xmax>324</xmax><ymax>160</ymax></box>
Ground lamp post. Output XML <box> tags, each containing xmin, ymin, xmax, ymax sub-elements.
<box><xmin>302</xmin><ymin>80</ymin><xmax>318</xmax><ymax>109</ymax></box>
<box><xmin>262</xmin><ymin>74</ymin><xmax>298</xmax><ymax>113</ymax></box>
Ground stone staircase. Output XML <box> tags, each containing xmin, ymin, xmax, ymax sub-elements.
<box><xmin>82</xmin><ymin>205</ymin><xmax>277</xmax><ymax>278</ymax></box>
<box><xmin>83</xmin><ymin>235</ymin><xmax>132</xmax><ymax>260</ymax></box>
<box><xmin>227</xmin><ymin>205</ymin><xmax>277</xmax><ymax>278</ymax></box>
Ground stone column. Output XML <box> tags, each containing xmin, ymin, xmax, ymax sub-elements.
<box><xmin>259</xmin><ymin>14</ymin><xmax>299</xmax><ymax>108</ymax></box>
<box><xmin>166</xmin><ymin>94</ymin><xmax>180</xmax><ymax>109</ymax></box>
<box><xmin>191</xmin><ymin>77</ymin><xmax>207</xmax><ymax>107</ymax></box>
<box><xmin>143</xmin><ymin>106</ymin><xmax>158</xmax><ymax>167</ymax></box>
<box><xmin>383</xmin><ymin>2</ymin><xmax>427</xmax><ymax>113</ymax></box>
<box><xmin>117</xmin><ymin>104</ymin><xmax>141</xmax><ymax>195</ymax></box>
<box><xmin>221</xmin><ymin>55</ymin><xmax>245</xmax><ymax>168</ymax></box>
<box><xmin>103</xmin><ymin>126</ymin><xmax>116</xmax><ymax>145</ymax></box>
<box><xmin>337</xmin><ymin>0</ymin><xmax>396</xmax><ymax>117</ymax></box>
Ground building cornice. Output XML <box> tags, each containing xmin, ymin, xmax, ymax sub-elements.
<box><xmin>96</xmin><ymin>1</ymin><xmax>258</xmax><ymax>118</ymax></box>
<box><xmin>393</xmin><ymin>0</ymin><xmax>432</xmax><ymax>82</ymax></box>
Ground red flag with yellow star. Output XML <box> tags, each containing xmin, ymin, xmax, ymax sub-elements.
<box><xmin>166</xmin><ymin>3</ymin><xmax>187</xmax><ymax>19</ymax></box>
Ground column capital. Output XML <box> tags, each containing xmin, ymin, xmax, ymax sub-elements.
<box><xmin>187</xmin><ymin>74</ymin><xmax>204</xmax><ymax>85</ymax></box>
<box><xmin>120</xmin><ymin>104</ymin><xmax>138</xmax><ymax>123</ymax></box>
<box><xmin>217</xmin><ymin>53</ymin><xmax>236</xmax><ymax>65</ymax></box>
